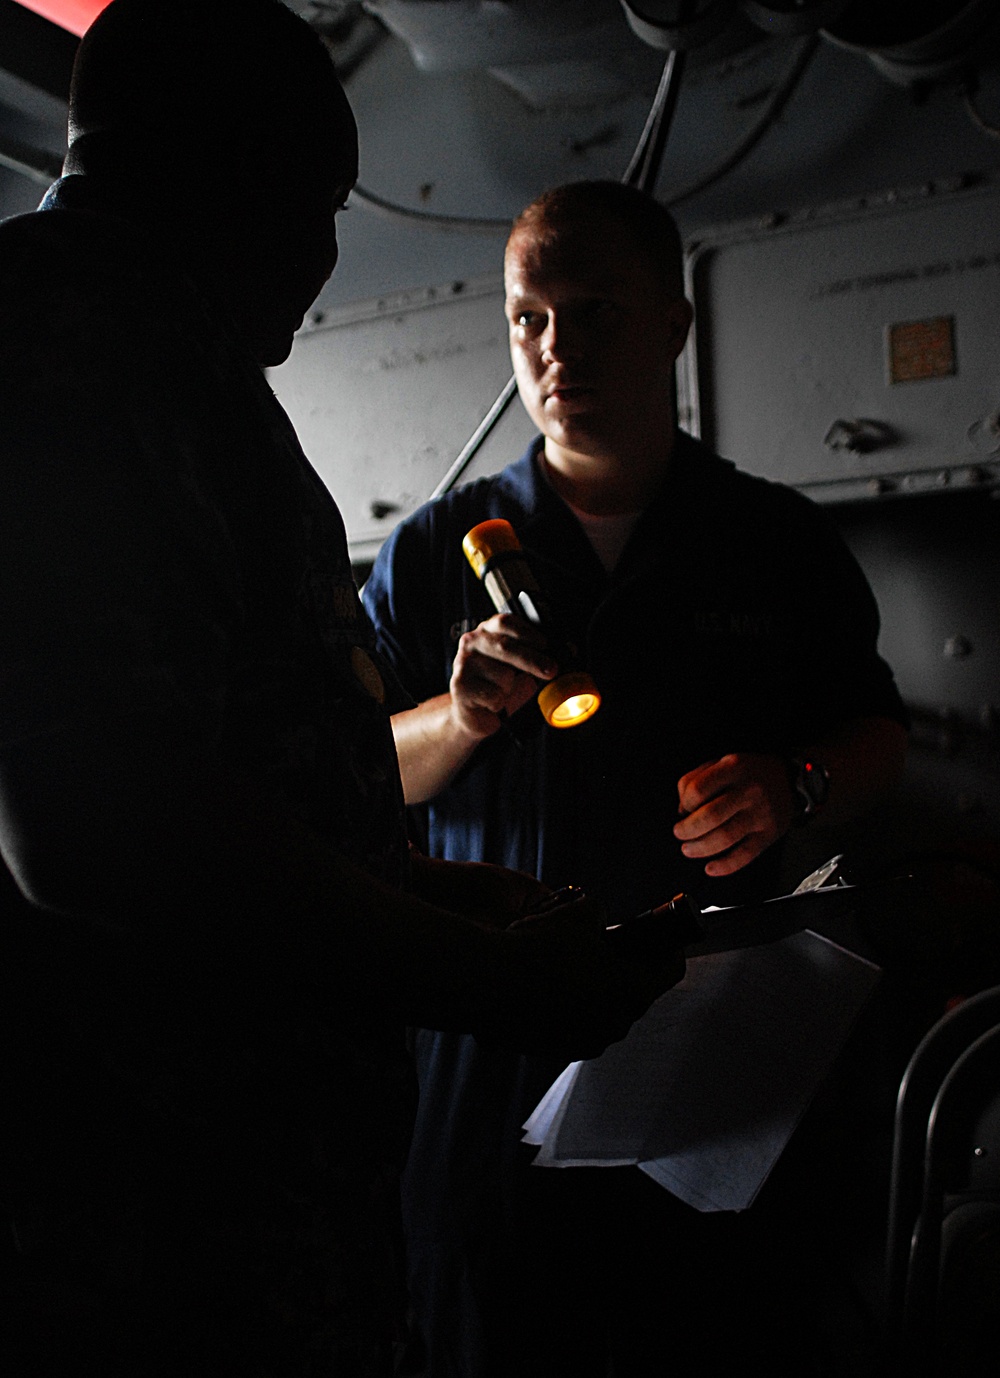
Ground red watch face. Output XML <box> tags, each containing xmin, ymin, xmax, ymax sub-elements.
<box><xmin>797</xmin><ymin>759</ymin><xmax>829</xmax><ymax>813</ymax></box>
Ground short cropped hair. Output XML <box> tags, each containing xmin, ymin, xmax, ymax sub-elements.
<box><xmin>509</xmin><ymin>181</ymin><xmax>685</xmax><ymax>299</ymax></box>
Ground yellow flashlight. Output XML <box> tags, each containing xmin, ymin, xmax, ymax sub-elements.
<box><xmin>462</xmin><ymin>519</ymin><xmax>601</xmax><ymax>729</ymax></box>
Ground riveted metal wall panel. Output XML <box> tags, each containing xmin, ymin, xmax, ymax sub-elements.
<box><xmin>680</xmin><ymin>175</ymin><xmax>1000</xmax><ymax>502</ymax></box>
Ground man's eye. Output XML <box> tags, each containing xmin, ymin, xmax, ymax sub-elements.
<box><xmin>514</xmin><ymin>311</ymin><xmax>541</xmax><ymax>329</ymax></box>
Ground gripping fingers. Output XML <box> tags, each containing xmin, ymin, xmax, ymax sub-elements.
<box><xmin>701</xmin><ymin>838</ymin><xmax>769</xmax><ymax>878</ymax></box>
<box><xmin>458</xmin><ymin>616</ymin><xmax>557</xmax><ymax>679</ymax></box>
<box><xmin>450</xmin><ymin>617</ymin><xmax>558</xmax><ymax>727</ymax></box>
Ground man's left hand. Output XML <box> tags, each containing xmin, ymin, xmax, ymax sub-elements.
<box><xmin>673</xmin><ymin>753</ymin><xmax>795</xmax><ymax>878</ymax></box>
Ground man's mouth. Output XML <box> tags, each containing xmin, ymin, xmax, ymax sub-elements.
<box><xmin>547</xmin><ymin>383</ymin><xmax>595</xmax><ymax>401</ymax></box>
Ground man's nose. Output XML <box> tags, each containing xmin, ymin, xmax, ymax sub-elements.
<box><xmin>541</xmin><ymin>312</ymin><xmax>583</xmax><ymax>365</ymax></box>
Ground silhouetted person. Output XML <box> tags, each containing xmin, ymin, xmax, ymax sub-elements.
<box><xmin>0</xmin><ymin>8</ymin><xmax>679</xmax><ymax>1374</ymax></box>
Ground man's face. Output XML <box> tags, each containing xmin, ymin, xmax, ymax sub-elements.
<box><xmin>221</xmin><ymin>100</ymin><xmax>358</xmax><ymax>367</ymax></box>
<box><xmin>245</xmin><ymin>175</ymin><xmax>355</xmax><ymax>367</ymax></box>
<box><xmin>504</xmin><ymin>215</ymin><xmax>692</xmax><ymax>465</ymax></box>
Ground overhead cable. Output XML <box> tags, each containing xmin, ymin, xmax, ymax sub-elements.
<box><xmin>428</xmin><ymin>375</ymin><xmax>521</xmax><ymax>501</ymax></box>
<box><xmin>623</xmin><ymin>46</ymin><xmax>688</xmax><ymax>191</ymax></box>
<box><xmin>663</xmin><ymin>33</ymin><xmax>819</xmax><ymax>207</ymax></box>
<box><xmin>963</xmin><ymin>83</ymin><xmax>1000</xmax><ymax>142</ymax></box>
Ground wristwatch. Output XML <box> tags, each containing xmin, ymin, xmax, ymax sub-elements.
<box><xmin>789</xmin><ymin>755</ymin><xmax>830</xmax><ymax>824</ymax></box>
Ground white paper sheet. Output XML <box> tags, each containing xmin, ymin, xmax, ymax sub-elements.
<box><xmin>523</xmin><ymin>929</ymin><xmax>880</xmax><ymax>1211</ymax></box>
<box><xmin>522</xmin><ymin>1061</ymin><xmax>583</xmax><ymax>1147</ymax></box>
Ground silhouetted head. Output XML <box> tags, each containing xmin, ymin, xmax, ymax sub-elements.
<box><xmin>65</xmin><ymin>0</ymin><xmax>358</xmax><ymax>364</ymax></box>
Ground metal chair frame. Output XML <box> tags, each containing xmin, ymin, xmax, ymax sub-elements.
<box><xmin>885</xmin><ymin>984</ymin><xmax>1000</xmax><ymax>1371</ymax></box>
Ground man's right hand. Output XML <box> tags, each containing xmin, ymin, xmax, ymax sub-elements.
<box><xmin>391</xmin><ymin>613</ymin><xmax>561</xmax><ymax>804</ymax></box>
<box><xmin>448</xmin><ymin>612</ymin><xmax>558</xmax><ymax>740</ymax></box>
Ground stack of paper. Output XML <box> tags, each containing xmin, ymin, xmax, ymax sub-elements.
<box><xmin>524</xmin><ymin>929</ymin><xmax>880</xmax><ymax>1212</ymax></box>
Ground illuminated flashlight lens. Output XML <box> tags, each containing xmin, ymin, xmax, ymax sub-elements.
<box><xmin>551</xmin><ymin>693</ymin><xmax>599</xmax><ymax>726</ymax></box>
<box><xmin>537</xmin><ymin>672</ymin><xmax>601</xmax><ymax>729</ymax></box>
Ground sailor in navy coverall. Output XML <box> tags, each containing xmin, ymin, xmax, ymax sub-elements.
<box><xmin>364</xmin><ymin>180</ymin><xmax>908</xmax><ymax>1376</ymax></box>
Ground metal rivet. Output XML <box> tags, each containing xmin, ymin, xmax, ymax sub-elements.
<box><xmin>944</xmin><ymin>635</ymin><xmax>973</xmax><ymax>659</ymax></box>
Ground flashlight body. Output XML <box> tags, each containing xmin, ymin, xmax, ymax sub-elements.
<box><xmin>462</xmin><ymin>520</ymin><xmax>601</xmax><ymax>728</ymax></box>
<box><xmin>483</xmin><ymin>549</ymin><xmax>551</xmax><ymax>627</ymax></box>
